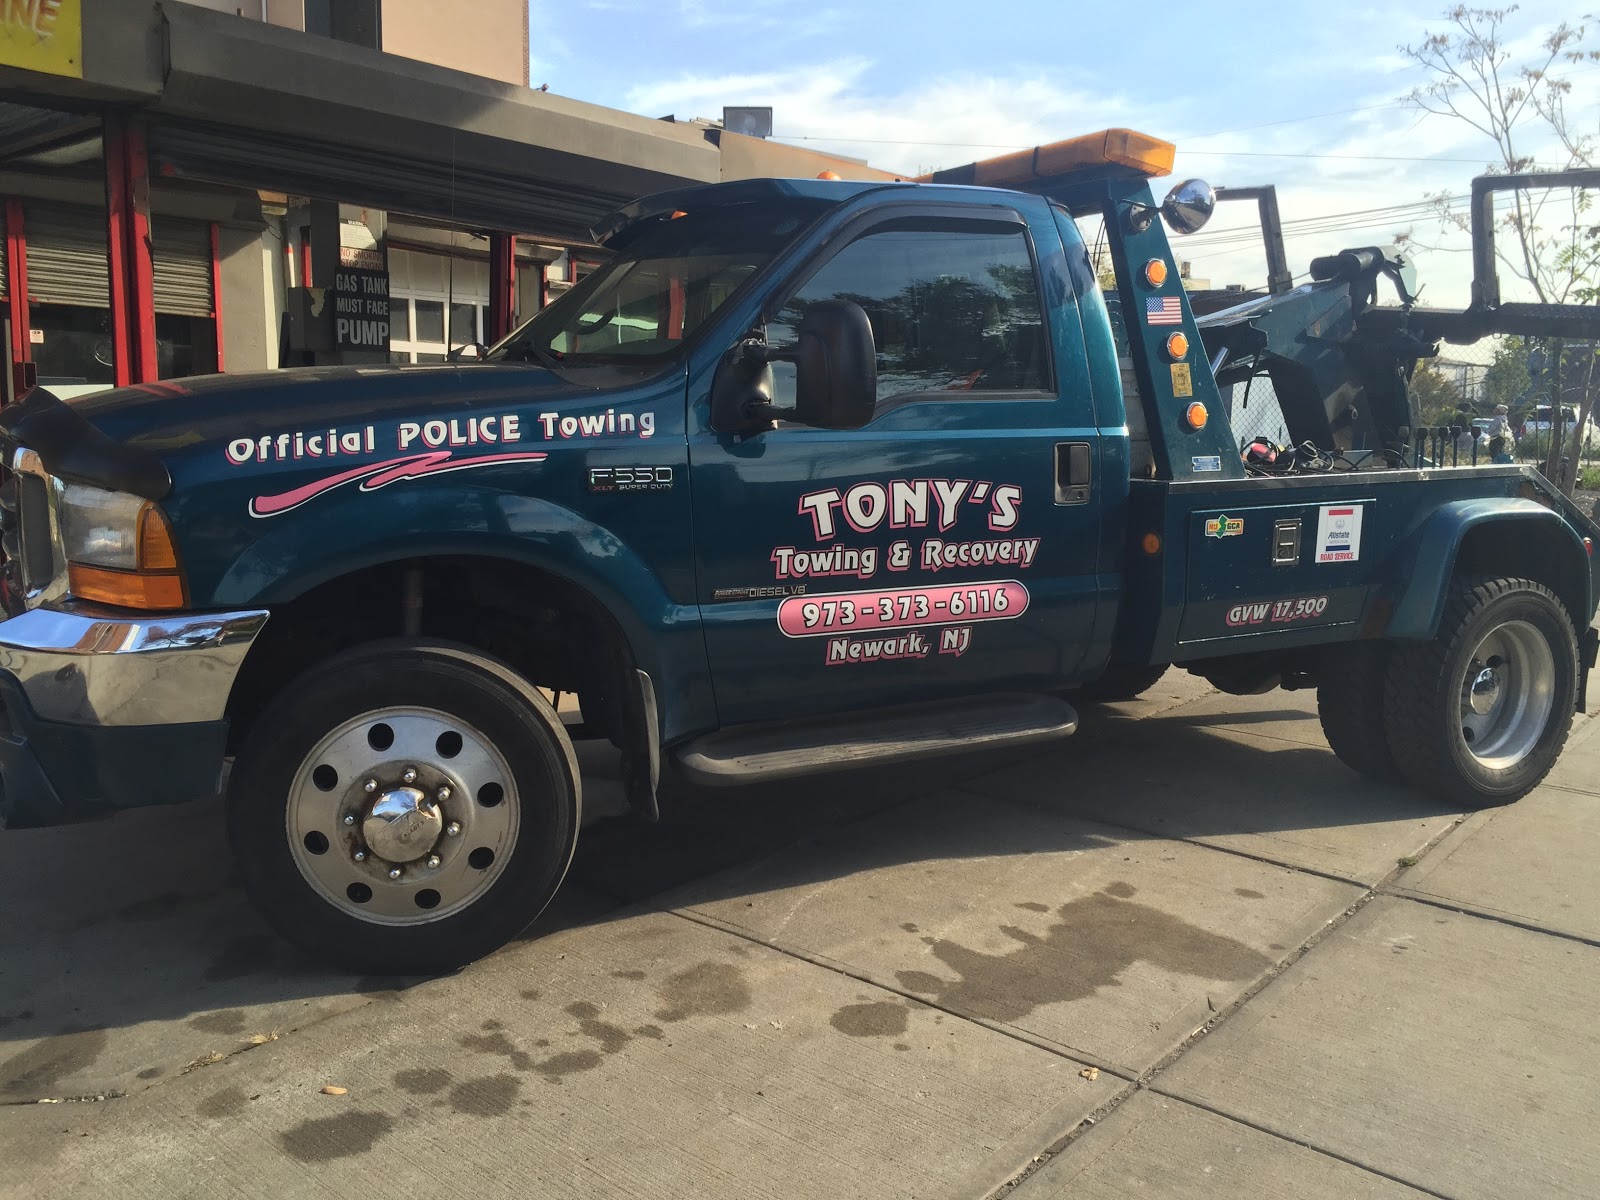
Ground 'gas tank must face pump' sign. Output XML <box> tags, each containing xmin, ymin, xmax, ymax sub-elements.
<box><xmin>331</xmin><ymin>267</ymin><xmax>391</xmax><ymax>353</ymax></box>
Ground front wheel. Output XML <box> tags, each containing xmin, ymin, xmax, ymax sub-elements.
<box><xmin>228</xmin><ymin>640</ymin><xmax>581</xmax><ymax>974</ymax></box>
<box><xmin>1383</xmin><ymin>577</ymin><xmax>1578</xmax><ymax>808</ymax></box>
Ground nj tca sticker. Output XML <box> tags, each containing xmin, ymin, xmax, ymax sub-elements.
<box><xmin>1315</xmin><ymin>505</ymin><xmax>1364</xmax><ymax>563</ymax></box>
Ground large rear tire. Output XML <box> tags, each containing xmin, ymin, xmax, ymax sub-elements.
<box><xmin>1383</xmin><ymin>577</ymin><xmax>1578</xmax><ymax>808</ymax></box>
<box><xmin>228</xmin><ymin>640</ymin><xmax>581</xmax><ymax>974</ymax></box>
<box><xmin>1316</xmin><ymin>641</ymin><xmax>1400</xmax><ymax>780</ymax></box>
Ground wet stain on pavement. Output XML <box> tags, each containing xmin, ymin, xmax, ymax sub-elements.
<box><xmin>532</xmin><ymin>1050</ymin><xmax>602</xmax><ymax>1081</ymax></box>
<box><xmin>1014</xmin><ymin>902</ymin><xmax>1050</xmax><ymax>913</ymax></box>
<box><xmin>1234</xmin><ymin>888</ymin><xmax>1266</xmax><ymax>900</ymax></box>
<box><xmin>830</xmin><ymin>1001</ymin><xmax>910</xmax><ymax>1038</ymax></box>
<box><xmin>565</xmin><ymin>1002</ymin><xmax>631</xmax><ymax>1055</ymax></box>
<box><xmin>634</xmin><ymin>1024</ymin><xmax>664</xmax><ymax>1040</ymax></box>
<box><xmin>198</xmin><ymin>1086</ymin><xmax>249</xmax><ymax>1119</ymax></box>
<box><xmin>189</xmin><ymin>1009</ymin><xmax>248</xmax><ymax>1035</ymax></box>
<box><xmin>449</xmin><ymin>1073</ymin><xmax>520</xmax><ymax>1116</ymax></box>
<box><xmin>893</xmin><ymin>1043</ymin><xmax>910</xmax><ymax>1051</ymax></box>
<box><xmin>394</xmin><ymin>1067</ymin><xmax>452</xmax><ymax>1095</ymax></box>
<box><xmin>520</xmin><ymin>989</ymin><xmax>541</xmax><ymax>1001</ymax></box>
<box><xmin>1</xmin><ymin>1027</ymin><xmax>109</xmax><ymax>1095</ymax></box>
<box><xmin>136</xmin><ymin>1067</ymin><xmax>162</xmax><ymax>1080</ymax></box>
<box><xmin>612</xmin><ymin>970</ymin><xmax>646</xmax><ymax>981</ymax></box>
<box><xmin>894</xmin><ymin>884</ymin><xmax>1271</xmax><ymax>1024</ymax></box>
<box><xmin>653</xmin><ymin>961</ymin><xmax>752</xmax><ymax>1023</ymax></box>
<box><xmin>279</xmin><ymin>1111</ymin><xmax>395</xmax><ymax>1163</ymax></box>
<box><xmin>204</xmin><ymin>934</ymin><xmax>278</xmax><ymax>983</ymax></box>
<box><xmin>481</xmin><ymin>1019</ymin><xmax>503</xmax><ymax>1031</ymax></box>
<box><xmin>900</xmin><ymin>923</ymin><xmax>920</xmax><ymax>933</ymax></box>
<box><xmin>458</xmin><ymin>1031</ymin><xmax>533</xmax><ymax>1072</ymax></box>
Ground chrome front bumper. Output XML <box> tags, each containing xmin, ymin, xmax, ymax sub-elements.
<box><xmin>0</xmin><ymin>602</ymin><xmax>268</xmax><ymax>727</ymax></box>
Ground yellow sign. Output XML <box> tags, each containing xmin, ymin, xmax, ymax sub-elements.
<box><xmin>1170</xmin><ymin>362</ymin><xmax>1194</xmax><ymax>398</ymax></box>
<box><xmin>0</xmin><ymin>0</ymin><xmax>82</xmax><ymax>79</ymax></box>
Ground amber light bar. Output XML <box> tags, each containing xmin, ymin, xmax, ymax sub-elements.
<box><xmin>919</xmin><ymin>128</ymin><xmax>1176</xmax><ymax>187</ymax></box>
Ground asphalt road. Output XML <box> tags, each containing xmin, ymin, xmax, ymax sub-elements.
<box><xmin>3</xmin><ymin>671</ymin><xmax>1597</xmax><ymax>1199</ymax></box>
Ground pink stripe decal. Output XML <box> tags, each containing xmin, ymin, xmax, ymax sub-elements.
<box><xmin>249</xmin><ymin>450</ymin><xmax>548</xmax><ymax>518</ymax></box>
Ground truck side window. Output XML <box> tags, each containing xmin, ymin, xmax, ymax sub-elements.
<box><xmin>767</xmin><ymin>221</ymin><xmax>1051</xmax><ymax>404</ymax></box>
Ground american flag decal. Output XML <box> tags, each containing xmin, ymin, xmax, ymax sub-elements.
<box><xmin>1145</xmin><ymin>296</ymin><xmax>1183</xmax><ymax>325</ymax></box>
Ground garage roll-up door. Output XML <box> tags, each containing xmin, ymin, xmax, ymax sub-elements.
<box><xmin>22</xmin><ymin>206</ymin><xmax>214</xmax><ymax>316</ymax></box>
<box><xmin>152</xmin><ymin>218</ymin><xmax>214</xmax><ymax>316</ymax></box>
<box><xmin>24</xmin><ymin>205</ymin><xmax>108</xmax><ymax>308</ymax></box>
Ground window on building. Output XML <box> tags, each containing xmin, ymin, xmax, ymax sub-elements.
<box><xmin>768</xmin><ymin>221</ymin><xmax>1050</xmax><ymax>402</ymax></box>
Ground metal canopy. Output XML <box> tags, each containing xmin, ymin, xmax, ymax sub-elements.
<box><xmin>150</xmin><ymin>4</ymin><xmax>718</xmax><ymax>241</ymax></box>
<box><xmin>1</xmin><ymin>2</ymin><xmax>722</xmax><ymax>243</ymax></box>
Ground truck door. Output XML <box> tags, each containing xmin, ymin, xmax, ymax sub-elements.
<box><xmin>688</xmin><ymin>200</ymin><xmax>1106</xmax><ymax>724</ymax></box>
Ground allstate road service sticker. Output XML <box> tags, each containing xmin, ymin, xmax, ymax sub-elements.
<box><xmin>1315</xmin><ymin>504</ymin><xmax>1363</xmax><ymax>563</ymax></box>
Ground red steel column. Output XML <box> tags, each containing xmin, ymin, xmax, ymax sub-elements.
<box><xmin>210</xmin><ymin>222</ymin><xmax>225</xmax><ymax>371</ymax></box>
<box><xmin>103</xmin><ymin>119</ymin><xmax>132</xmax><ymax>386</ymax></box>
<box><xmin>5</xmin><ymin>199</ymin><xmax>30</xmax><ymax>379</ymax></box>
<box><xmin>488</xmin><ymin>232</ymin><xmax>516</xmax><ymax>341</ymax></box>
<box><xmin>104</xmin><ymin>115</ymin><xmax>158</xmax><ymax>385</ymax></box>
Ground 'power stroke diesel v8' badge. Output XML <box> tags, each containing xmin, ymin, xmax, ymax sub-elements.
<box><xmin>587</xmin><ymin>466</ymin><xmax>674</xmax><ymax>493</ymax></box>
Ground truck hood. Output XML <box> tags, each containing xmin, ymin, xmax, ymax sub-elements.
<box><xmin>0</xmin><ymin>363</ymin><xmax>601</xmax><ymax>499</ymax></box>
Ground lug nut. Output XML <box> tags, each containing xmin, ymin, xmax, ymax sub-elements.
<box><xmin>387</xmin><ymin>866</ymin><xmax>403</xmax><ymax>880</ymax></box>
<box><xmin>401</xmin><ymin>767</ymin><xmax>418</xmax><ymax>784</ymax></box>
<box><xmin>364</xmin><ymin>778</ymin><xmax>378</xmax><ymax>793</ymax></box>
<box><xmin>343</xmin><ymin>814</ymin><xmax>356</xmax><ymax>826</ymax></box>
<box><xmin>445</xmin><ymin>821</ymin><xmax>461</xmax><ymax>837</ymax></box>
<box><xmin>437</xmin><ymin>786</ymin><xmax>452</xmax><ymax>803</ymax></box>
<box><xmin>353</xmin><ymin>849</ymin><xmax>367</xmax><ymax>862</ymax></box>
<box><xmin>426</xmin><ymin>854</ymin><xmax>441</xmax><ymax>869</ymax></box>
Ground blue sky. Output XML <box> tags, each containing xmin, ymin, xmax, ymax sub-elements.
<box><xmin>528</xmin><ymin>1</ymin><xmax>1596</xmax><ymax>306</ymax></box>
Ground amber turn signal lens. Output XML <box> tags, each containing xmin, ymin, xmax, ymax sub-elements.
<box><xmin>137</xmin><ymin>502</ymin><xmax>180</xmax><ymax>570</ymax></box>
<box><xmin>1166</xmin><ymin>332</ymin><xmax>1189</xmax><ymax>359</ymax></box>
<box><xmin>1141</xmin><ymin>532</ymin><xmax>1162</xmax><ymax>555</ymax></box>
<box><xmin>1185</xmin><ymin>402</ymin><xmax>1208</xmax><ymax>429</ymax></box>
<box><xmin>68</xmin><ymin>563</ymin><xmax>187</xmax><ymax>610</ymax></box>
<box><xmin>1143</xmin><ymin>259</ymin><xmax>1169</xmax><ymax>287</ymax></box>
<box><xmin>817</xmin><ymin>170</ymin><xmax>843</xmax><ymax>180</ymax></box>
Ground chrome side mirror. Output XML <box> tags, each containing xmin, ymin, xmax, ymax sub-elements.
<box><xmin>1162</xmin><ymin>179</ymin><xmax>1216</xmax><ymax>235</ymax></box>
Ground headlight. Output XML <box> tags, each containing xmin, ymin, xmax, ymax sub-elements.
<box><xmin>58</xmin><ymin>483</ymin><xmax>187</xmax><ymax>609</ymax></box>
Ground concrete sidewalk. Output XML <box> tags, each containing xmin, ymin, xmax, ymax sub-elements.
<box><xmin>2</xmin><ymin>672</ymin><xmax>1595</xmax><ymax>1199</ymax></box>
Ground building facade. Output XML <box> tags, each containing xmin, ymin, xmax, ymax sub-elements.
<box><xmin>0</xmin><ymin>0</ymin><xmax>893</xmax><ymax>400</ymax></box>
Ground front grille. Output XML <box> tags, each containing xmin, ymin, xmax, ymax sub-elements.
<box><xmin>2</xmin><ymin>452</ymin><xmax>64</xmax><ymax>608</ymax></box>
<box><xmin>16</xmin><ymin>471</ymin><xmax>52</xmax><ymax>589</ymax></box>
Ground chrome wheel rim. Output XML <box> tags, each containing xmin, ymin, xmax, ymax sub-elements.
<box><xmin>1457</xmin><ymin>620</ymin><xmax>1555</xmax><ymax>770</ymax></box>
<box><xmin>286</xmin><ymin>707</ymin><xmax>520</xmax><ymax>925</ymax></box>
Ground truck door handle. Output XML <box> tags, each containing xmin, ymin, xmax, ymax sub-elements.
<box><xmin>1055</xmin><ymin>442</ymin><xmax>1091</xmax><ymax>504</ymax></box>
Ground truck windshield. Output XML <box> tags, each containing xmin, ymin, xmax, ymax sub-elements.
<box><xmin>490</xmin><ymin>198</ymin><xmax>831</xmax><ymax>367</ymax></box>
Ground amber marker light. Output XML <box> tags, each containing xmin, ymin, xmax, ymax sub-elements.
<box><xmin>1141</xmin><ymin>532</ymin><xmax>1162</xmax><ymax>555</ymax></box>
<box><xmin>1166</xmin><ymin>331</ymin><xmax>1189</xmax><ymax>359</ymax></box>
<box><xmin>817</xmin><ymin>170</ymin><xmax>843</xmax><ymax>180</ymax></box>
<box><xmin>1184</xmin><ymin>402</ymin><xmax>1208</xmax><ymax>429</ymax></box>
<box><xmin>1143</xmin><ymin>259</ymin><xmax>1169</xmax><ymax>287</ymax></box>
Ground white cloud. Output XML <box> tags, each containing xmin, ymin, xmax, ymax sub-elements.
<box><xmin>624</xmin><ymin>60</ymin><xmax>1154</xmax><ymax>178</ymax></box>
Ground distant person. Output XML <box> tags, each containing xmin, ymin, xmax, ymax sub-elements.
<box><xmin>1488</xmin><ymin>403</ymin><xmax>1514</xmax><ymax>448</ymax></box>
<box><xmin>1489</xmin><ymin>435</ymin><xmax>1513</xmax><ymax>464</ymax></box>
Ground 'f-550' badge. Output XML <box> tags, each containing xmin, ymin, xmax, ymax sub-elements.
<box><xmin>1205</xmin><ymin>514</ymin><xmax>1244</xmax><ymax>538</ymax></box>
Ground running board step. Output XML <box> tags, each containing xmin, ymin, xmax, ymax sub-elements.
<box><xmin>673</xmin><ymin>693</ymin><xmax>1077</xmax><ymax>786</ymax></box>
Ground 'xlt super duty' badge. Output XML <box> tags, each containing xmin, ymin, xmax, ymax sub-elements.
<box><xmin>588</xmin><ymin>466</ymin><xmax>674</xmax><ymax>493</ymax></box>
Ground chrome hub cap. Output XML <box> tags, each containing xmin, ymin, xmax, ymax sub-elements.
<box><xmin>287</xmin><ymin>707</ymin><xmax>520</xmax><ymax>925</ymax></box>
<box><xmin>362</xmin><ymin>785</ymin><xmax>442</xmax><ymax>863</ymax></box>
<box><xmin>1457</xmin><ymin>620</ymin><xmax>1555</xmax><ymax>770</ymax></box>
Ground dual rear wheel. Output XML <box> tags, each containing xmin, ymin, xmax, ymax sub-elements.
<box><xmin>1318</xmin><ymin>576</ymin><xmax>1580</xmax><ymax>807</ymax></box>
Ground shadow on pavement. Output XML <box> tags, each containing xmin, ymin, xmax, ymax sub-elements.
<box><xmin>0</xmin><ymin>695</ymin><xmax>1448</xmax><ymax>1094</ymax></box>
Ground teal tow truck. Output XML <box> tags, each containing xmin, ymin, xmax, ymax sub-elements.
<box><xmin>1</xmin><ymin>129</ymin><xmax>1596</xmax><ymax>973</ymax></box>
